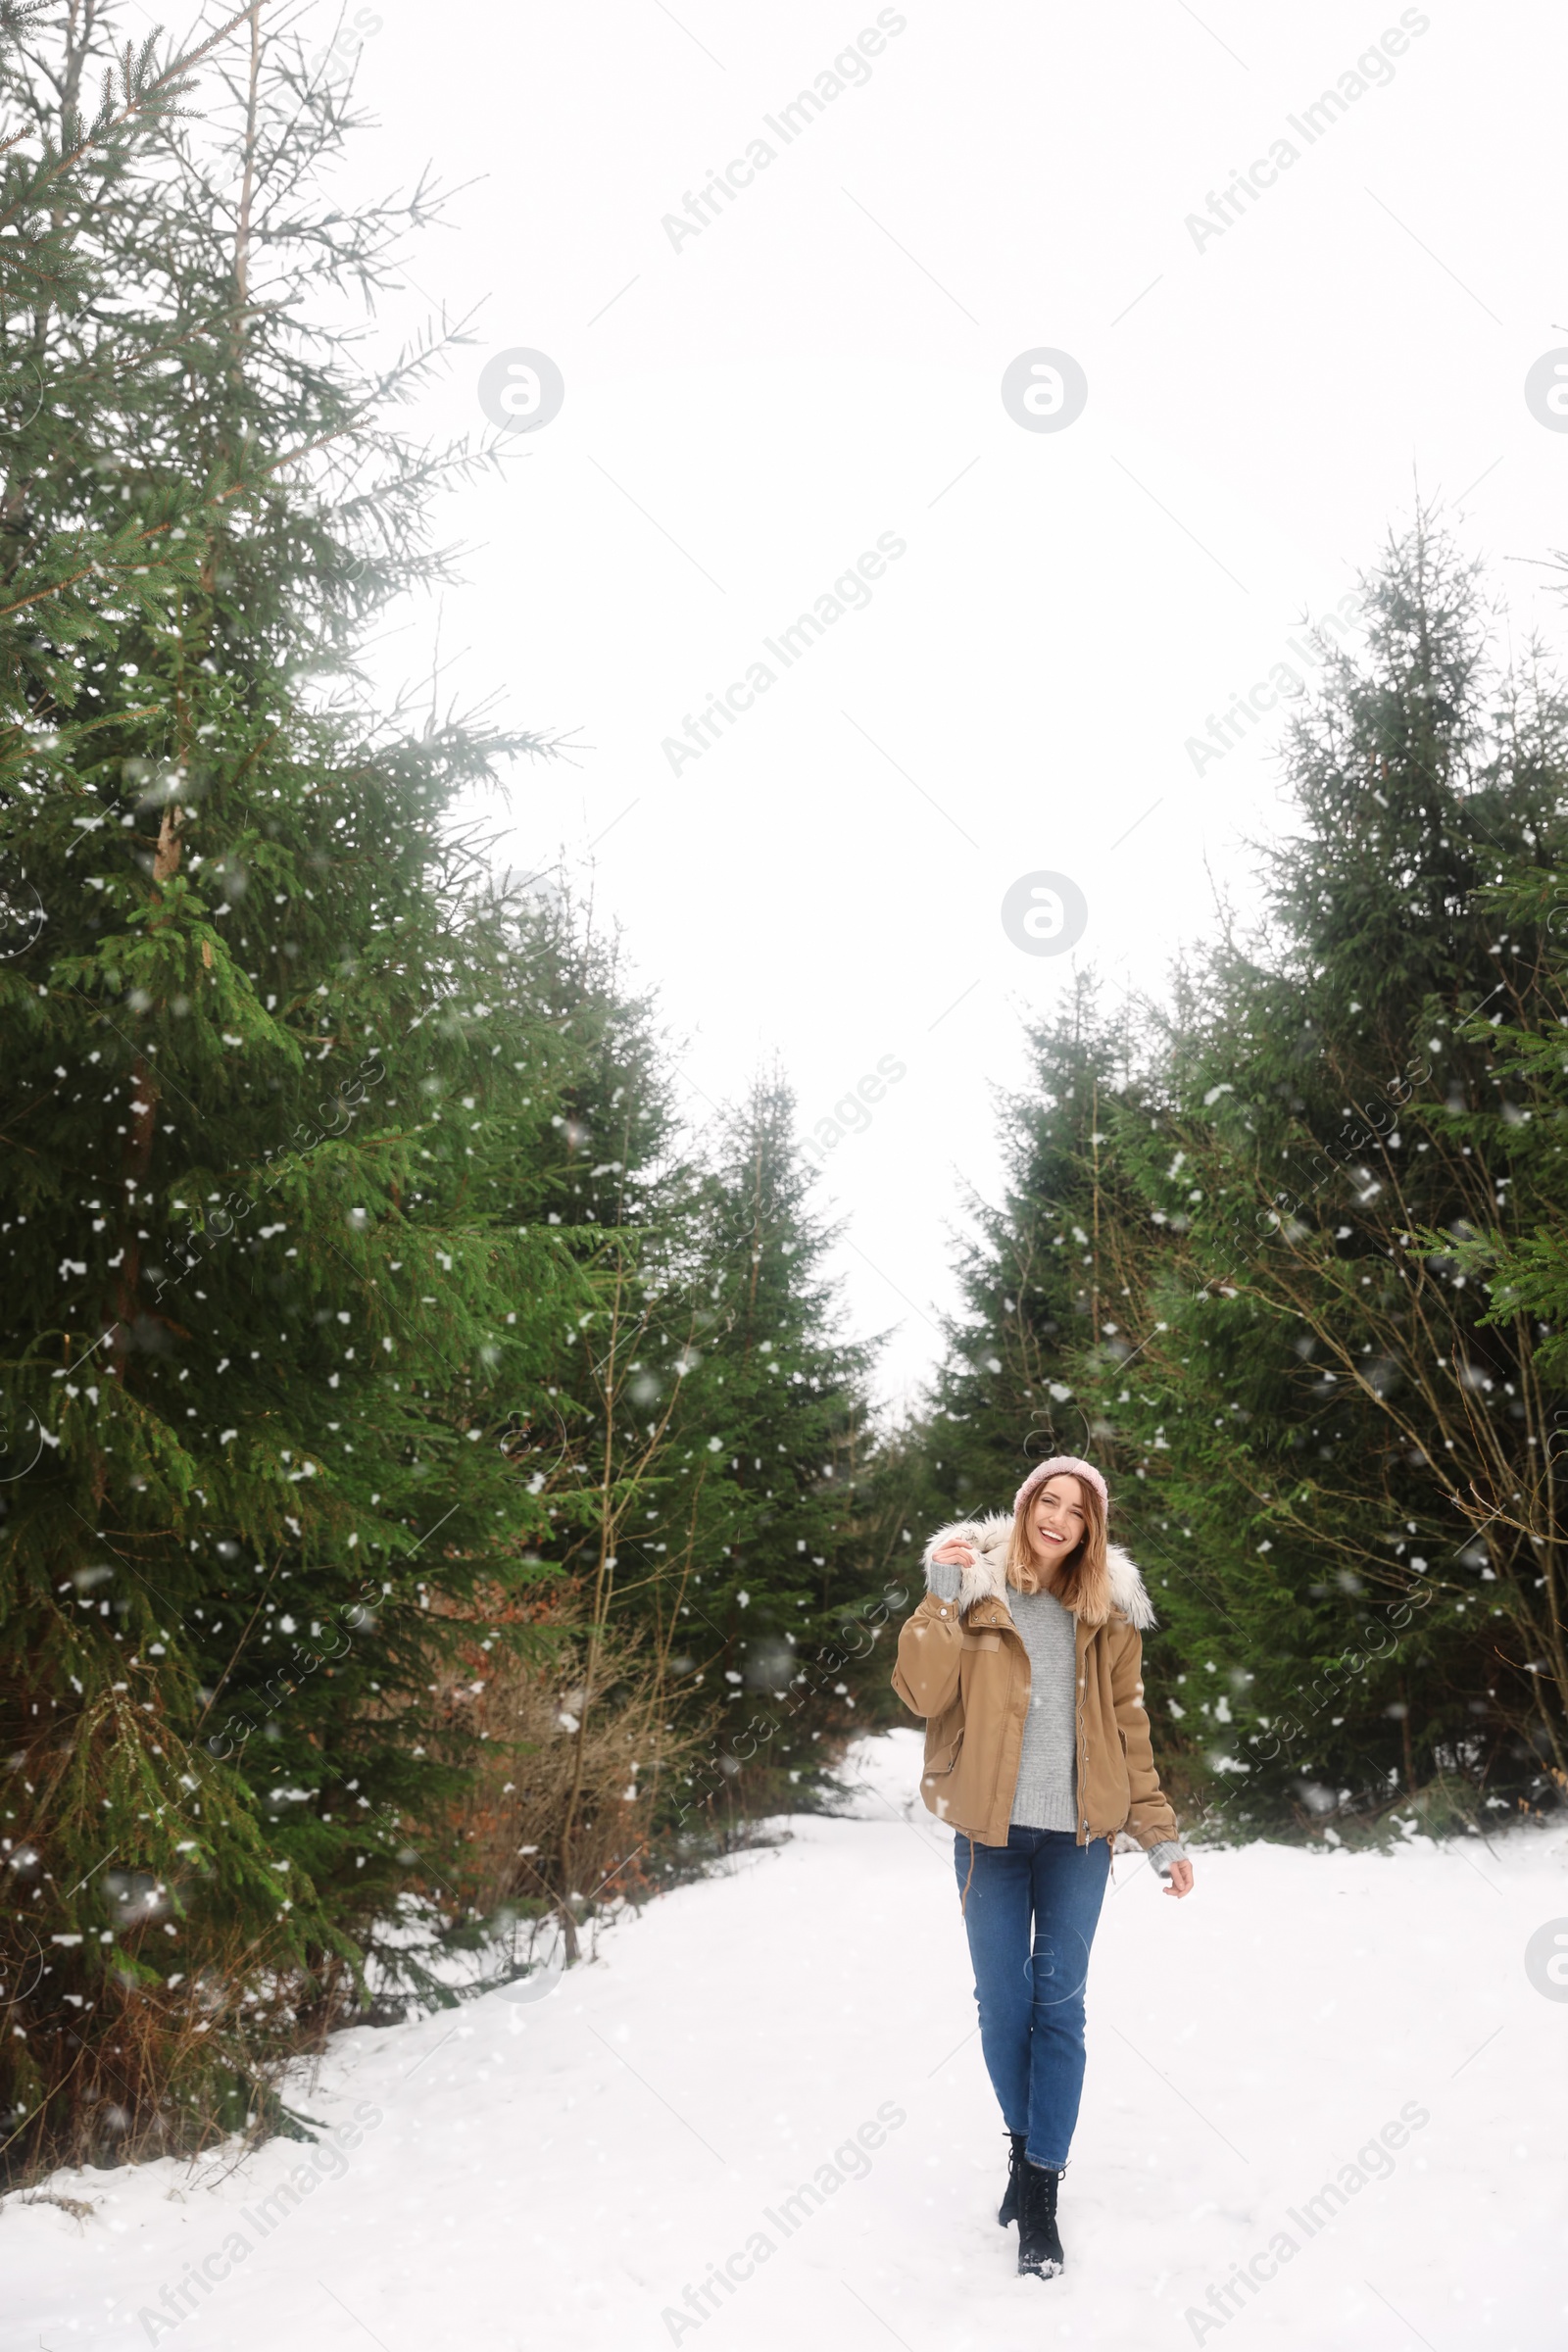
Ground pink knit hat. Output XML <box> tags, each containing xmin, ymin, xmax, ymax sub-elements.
<box><xmin>1013</xmin><ymin>1454</ymin><xmax>1109</xmax><ymax>1515</ymax></box>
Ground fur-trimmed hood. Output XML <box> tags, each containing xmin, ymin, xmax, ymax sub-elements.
<box><xmin>921</xmin><ymin>1512</ymin><xmax>1156</xmax><ymax>1631</ymax></box>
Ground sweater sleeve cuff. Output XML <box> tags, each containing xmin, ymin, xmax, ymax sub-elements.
<box><xmin>927</xmin><ymin>1558</ymin><xmax>962</xmax><ymax>1603</ymax></box>
<box><xmin>1147</xmin><ymin>1838</ymin><xmax>1187</xmax><ymax>1878</ymax></box>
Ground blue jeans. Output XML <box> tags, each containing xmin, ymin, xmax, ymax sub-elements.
<box><xmin>953</xmin><ymin>1826</ymin><xmax>1111</xmax><ymax>2171</ymax></box>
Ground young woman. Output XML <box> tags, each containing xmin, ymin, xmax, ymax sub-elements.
<box><xmin>893</xmin><ymin>1456</ymin><xmax>1194</xmax><ymax>2280</ymax></box>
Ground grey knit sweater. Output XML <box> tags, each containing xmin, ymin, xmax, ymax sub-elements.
<box><xmin>929</xmin><ymin>1557</ymin><xmax>1186</xmax><ymax>1876</ymax></box>
<box><xmin>1005</xmin><ymin>1583</ymin><xmax>1080</xmax><ymax>1832</ymax></box>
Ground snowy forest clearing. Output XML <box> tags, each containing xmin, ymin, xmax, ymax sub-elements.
<box><xmin>10</xmin><ymin>0</ymin><xmax>1568</xmax><ymax>2278</ymax></box>
<box><xmin>5</xmin><ymin>1731</ymin><xmax>1564</xmax><ymax>2352</ymax></box>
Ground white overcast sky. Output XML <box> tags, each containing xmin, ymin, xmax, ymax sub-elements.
<box><xmin>263</xmin><ymin>0</ymin><xmax>1568</xmax><ymax>1409</ymax></box>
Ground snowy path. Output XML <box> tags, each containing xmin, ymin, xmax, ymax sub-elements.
<box><xmin>7</xmin><ymin>1730</ymin><xmax>1567</xmax><ymax>2352</ymax></box>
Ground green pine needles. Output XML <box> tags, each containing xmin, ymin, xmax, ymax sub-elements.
<box><xmin>0</xmin><ymin>5</ymin><xmax>891</xmax><ymax>2181</ymax></box>
<box><xmin>897</xmin><ymin>514</ymin><xmax>1568</xmax><ymax>1847</ymax></box>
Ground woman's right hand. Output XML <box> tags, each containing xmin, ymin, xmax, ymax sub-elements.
<box><xmin>930</xmin><ymin>1541</ymin><xmax>975</xmax><ymax>1568</ymax></box>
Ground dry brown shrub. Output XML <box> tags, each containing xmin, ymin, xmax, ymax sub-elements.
<box><xmin>448</xmin><ymin>1629</ymin><xmax>707</xmax><ymax>1926</ymax></box>
<box><xmin>416</xmin><ymin>1580</ymin><xmax>711</xmax><ymax>1949</ymax></box>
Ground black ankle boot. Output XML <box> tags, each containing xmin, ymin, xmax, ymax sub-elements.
<box><xmin>1017</xmin><ymin>2159</ymin><xmax>1065</xmax><ymax>2278</ymax></box>
<box><xmin>997</xmin><ymin>2131</ymin><xmax>1028</xmax><ymax>2228</ymax></box>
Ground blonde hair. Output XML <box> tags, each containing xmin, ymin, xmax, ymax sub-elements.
<box><xmin>1006</xmin><ymin>1474</ymin><xmax>1113</xmax><ymax>1623</ymax></box>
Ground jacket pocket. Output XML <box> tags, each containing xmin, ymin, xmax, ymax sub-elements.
<box><xmin>925</xmin><ymin>1728</ymin><xmax>965</xmax><ymax>1780</ymax></box>
<box><xmin>960</xmin><ymin>1632</ymin><xmax>1001</xmax><ymax>1652</ymax></box>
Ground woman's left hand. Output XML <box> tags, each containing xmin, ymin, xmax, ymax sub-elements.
<box><xmin>1162</xmin><ymin>1858</ymin><xmax>1195</xmax><ymax>1899</ymax></box>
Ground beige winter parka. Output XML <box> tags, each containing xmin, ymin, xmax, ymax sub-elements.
<box><xmin>892</xmin><ymin>1513</ymin><xmax>1180</xmax><ymax>1854</ymax></box>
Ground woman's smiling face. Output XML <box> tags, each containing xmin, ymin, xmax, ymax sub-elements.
<box><xmin>1030</xmin><ymin>1474</ymin><xmax>1087</xmax><ymax>1562</ymax></box>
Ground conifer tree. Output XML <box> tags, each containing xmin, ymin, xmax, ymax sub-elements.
<box><xmin>520</xmin><ymin>1062</ymin><xmax>888</xmax><ymax>1908</ymax></box>
<box><xmin>906</xmin><ymin>979</ymin><xmax>1139</xmax><ymax>1532</ymax></box>
<box><xmin>0</xmin><ymin>1</ymin><xmax>252</xmax><ymax>802</ymax></box>
<box><xmin>898</xmin><ymin>517</ymin><xmax>1568</xmax><ymax>1843</ymax></box>
<box><xmin>1</xmin><ymin>2</ymin><xmax>578</xmax><ymax>2175</ymax></box>
<box><xmin>663</xmin><ymin>1068</ymin><xmax>885</xmax><ymax>1820</ymax></box>
<box><xmin>1076</xmin><ymin>517</ymin><xmax>1568</xmax><ymax>1834</ymax></box>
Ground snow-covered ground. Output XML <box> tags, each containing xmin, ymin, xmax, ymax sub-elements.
<box><xmin>7</xmin><ymin>1729</ymin><xmax>1567</xmax><ymax>2352</ymax></box>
